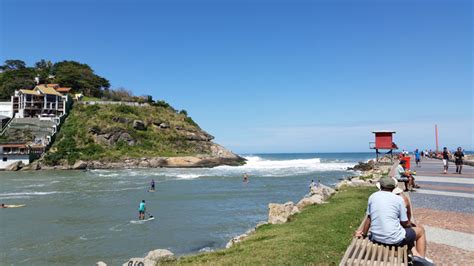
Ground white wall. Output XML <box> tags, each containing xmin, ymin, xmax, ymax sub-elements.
<box><xmin>0</xmin><ymin>101</ymin><xmax>12</xmax><ymax>118</ymax></box>
<box><xmin>0</xmin><ymin>154</ymin><xmax>30</xmax><ymax>169</ymax></box>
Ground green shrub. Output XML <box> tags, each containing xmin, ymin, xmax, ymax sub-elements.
<box><xmin>115</xmin><ymin>104</ymin><xmax>138</xmax><ymax>115</ymax></box>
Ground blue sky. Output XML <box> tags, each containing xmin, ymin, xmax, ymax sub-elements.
<box><xmin>1</xmin><ymin>0</ymin><xmax>472</xmax><ymax>153</ymax></box>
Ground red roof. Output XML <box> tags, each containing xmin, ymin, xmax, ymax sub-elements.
<box><xmin>55</xmin><ymin>87</ymin><xmax>72</xmax><ymax>93</ymax></box>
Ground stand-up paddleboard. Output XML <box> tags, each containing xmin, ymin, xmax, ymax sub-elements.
<box><xmin>148</xmin><ymin>189</ymin><xmax>156</xmax><ymax>193</ymax></box>
<box><xmin>130</xmin><ymin>216</ymin><xmax>155</xmax><ymax>224</ymax></box>
<box><xmin>2</xmin><ymin>204</ymin><xmax>26</xmax><ymax>208</ymax></box>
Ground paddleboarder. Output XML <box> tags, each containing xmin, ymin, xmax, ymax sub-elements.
<box><xmin>150</xmin><ymin>179</ymin><xmax>155</xmax><ymax>191</ymax></box>
<box><xmin>138</xmin><ymin>200</ymin><xmax>146</xmax><ymax>220</ymax></box>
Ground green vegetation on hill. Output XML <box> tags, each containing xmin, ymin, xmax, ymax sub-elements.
<box><xmin>163</xmin><ymin>187</ymin><xmax>375</xmax><ymax>265</ymax></box>
<box><xmin>0</xmin><ymin>59</ymin><xmax>109</xmax><ymax>99</ymax></box>
<box><xmin>43</xmin><ymin>103</ymin><xmax>210</xmax><ymax>166</ymax></box>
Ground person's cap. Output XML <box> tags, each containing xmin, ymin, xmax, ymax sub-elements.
<box><xmin>379</xmin><ymin>176</ymin><xmax>396</xmax><ymax>189</ymax></box>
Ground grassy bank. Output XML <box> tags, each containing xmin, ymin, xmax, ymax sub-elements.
<box><xmin>164</xmin><ymin>187</ymin><xmax>376</xmax><ymax>265</ymax></box>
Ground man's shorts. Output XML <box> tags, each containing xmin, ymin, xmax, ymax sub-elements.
<box><xmin>443</xmin><ymin>159</ymin><xmax>448</xmax><ymax>166</ymax></box>
<box><xmin>139</xmin><ymin>210</ymin><xmax>145</xmax><ymax>214</ymax></box>
<box><xmin>398</xmin><ymin>228</ymin><xmax>416</xmax><ymax>250</ymax></box>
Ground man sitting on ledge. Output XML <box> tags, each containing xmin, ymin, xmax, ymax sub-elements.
<box><xmin>354</xmin><ymin>176</ymin><xmax>427</xmax><ymax>258</ymax></box>
<box><xmin>395</xmin><ymin>160</ymin><xmax>420</xmax><ymax>191</ymax></box>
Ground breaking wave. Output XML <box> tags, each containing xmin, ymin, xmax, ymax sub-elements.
<box><xmin>158</xmin><ymin>155</ymin><xmax>355</xmax><ymax>179</ymax></box>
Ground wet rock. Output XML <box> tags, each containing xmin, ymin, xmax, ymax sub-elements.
<box><xmin>5</xmin><ymin>161</ymin><xmax>24</xmax><ymax>171</ymax></box>
<box><xmin>73</xmin><ymin>160</ymin><xmax>87</xmax><ymax>170</ymax></box>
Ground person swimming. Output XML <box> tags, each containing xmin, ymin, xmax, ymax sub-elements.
<box><xmin>243</xmin><ymin>173</ymin><xmax>249</xmax><ymax>183</ymax></box>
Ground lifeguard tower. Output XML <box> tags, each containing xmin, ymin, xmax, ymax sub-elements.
<box><xmin>370</xmin><ymin>130</ymin><xmax>398</xmax><ymax>162</ymax></box>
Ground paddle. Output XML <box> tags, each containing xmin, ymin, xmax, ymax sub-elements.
<box><xmin>146</xmin><ymin>211</ymin><xmax>154</xmax><ymax>218</ymax></box>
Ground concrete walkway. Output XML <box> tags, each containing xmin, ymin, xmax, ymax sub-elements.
<box><xmin>408</xmin><ymin>157</ymin><xmax>474</xmax><ymax>264</ymax></box>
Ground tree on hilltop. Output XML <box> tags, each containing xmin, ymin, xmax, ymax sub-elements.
<box><xmin>53</xmin><ymin>61</ymin><xmax>110</xmax><ymax>97</ymax></box>
<box><xmin>0</xmin><ymin>60</ymin><xmax>36</xmax><ymax>99</ymax></box>
<box><xmin>0</xmin><ymin>60</ymin><xmax>27</xmax><ymax>71</ymax></box>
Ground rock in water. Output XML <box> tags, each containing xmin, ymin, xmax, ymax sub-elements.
<box><xmin>73</xmin><ymin>160</ymin><xmax>88</xmax><ymax>170</ymax></box>
<box><xmin>96</xmin><ymin>261</ymin><xmax>107</xmax><ymax>266</ymax></box>
<box><xmin>5</xmin><ymin>161</ymin><xmax>24</xmax><ymax>171</ymax></box>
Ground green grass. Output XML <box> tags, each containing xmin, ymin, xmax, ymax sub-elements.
<box><xmin>43</xmin><ymin>103</ymin><xmax>210</xmax><ymax>165</ymax></box>
<box><xmin>163</xmin><ymin>187</ymin><xmax>376</xmax><ymax>265</ymax></box>
<box><xmin>81</xmin><ymin>96</ymin><xmax>102</xmax><ymax>101</ymax></box>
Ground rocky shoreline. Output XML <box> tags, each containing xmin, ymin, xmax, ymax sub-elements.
<box><xmin>108</xmin><ymin>160</ymin><xmax>389</xmax><ymax>266</ymax></box>
<box><xmin>5</xmin><ymin>144</ymin><xmax>246</xmax><ymax>171</ymax></box>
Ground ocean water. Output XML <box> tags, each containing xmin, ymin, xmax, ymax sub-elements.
<box><xmin>0</xmin><ymin>153</ymin><xmax>373</xmax><ymax>265</ymax></box>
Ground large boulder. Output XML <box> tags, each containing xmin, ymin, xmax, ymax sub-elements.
<box><xmin>73</xmin><ymin>160</ymin><xmax>87</xmax><ymax>170</ymax></box>
<box><xmin>133</xmin><ymin>120</ymin><xmax>146</xmax><ymax>130</ymax></box>
<box><xmin>149</xmin><ymin>157</ymin><xmax>166</xmax><ymax>168</ymax></box>
<box><xmin>118</xmin><ymin>132</ymin><xmax>135</xmax><ymax>145</ymax></box>
<box><xmin>143</xmin><ymin>249</ymin><xmax>175</xmax><ymax>264</ymax></box>
<box><xmin>5</xmin><ymin>161</ymin><xmax>24</xmax><ymax>171</ymax></box>
<box><xmin>123</xmin><ymin>249</ymin><xmax>174</xmax><ymax>266</ymax></box>
<box><xmin>309</xmin><ymin>184</ymin><xmax>336</xmax><ymax>200</ymax></box>
<box><xmin>268</xmin><ymin>201</ymin><xmax>299</xmax><ymax>224</ymax></box>
<box><xmin>296</xmin><ymin>194</ymin><xmax>324</xmax><ymax>209</ymax></box>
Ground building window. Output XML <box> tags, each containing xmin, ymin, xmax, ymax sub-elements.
<box><xmin>2</xmin><ymin>157</ymin><xmax>7</xmax><ymax>162</ymax></box>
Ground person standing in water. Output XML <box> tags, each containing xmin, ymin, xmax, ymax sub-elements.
<box><xmin>150</xmin><ymin>179</ymin><xmax>155</xmax><ymax>191</ymax></box>
<box><xmin>243</xmin><ymin>173</ymin><xmax>249</xmax><ymax>184</ymax></box>
<box><xmin>138</xmin><ymin>200</ymin><xmax>146</xmax><ymax>220</ymax></box>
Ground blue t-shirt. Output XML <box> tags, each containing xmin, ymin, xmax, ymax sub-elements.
<box><xmin>367</xmin><ymin>191</ymin><xmax>407</xmax><ymax>244</ymax></box>
<box><xmin>415</xmin><ymin>151</ymin><xmax>420</xmax><ymax>160</ymax></box>
<box><xmin>139</xmin><ymin>202</ymin><xmax>145</xmax><ymax>212</ymax></box>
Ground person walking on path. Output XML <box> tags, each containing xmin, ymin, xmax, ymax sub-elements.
<box><xmin>354</xmin><ymin>176</ymin><xmax>427</xmax><ymax>259</ymax></box>
<box><xmin>138</xmin><ymin>200</ymin><xmax>146</xmax><ymax>220</ymax></box>
<box><xmin>454</xmin><ymin>147</ymin><xmax>464</xmax><ymax>174</ymax></box>
<box><xmin>415</xmin><ymin>149</ymin><xmax>421</xmax><ymax>167</ymax></box>
<box><xmin>442</xmin><ymin>147</ymin><xmax>450</xmax><ymax>174</ymax></box>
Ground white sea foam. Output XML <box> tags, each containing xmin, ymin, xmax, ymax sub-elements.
<box><xmin>153</xmin><ymin>156</ymin><xmax>355</xmax><ymax>179</ymax></box>
<box><xmin>0</xmin><ymin>191</ymin><xmax>62</xmax><ymax>197</ymax></box>
<box><xmin>85</xmin><ymin>156</ymin><xmax>355</xmax><ymax>180</ymax></box>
